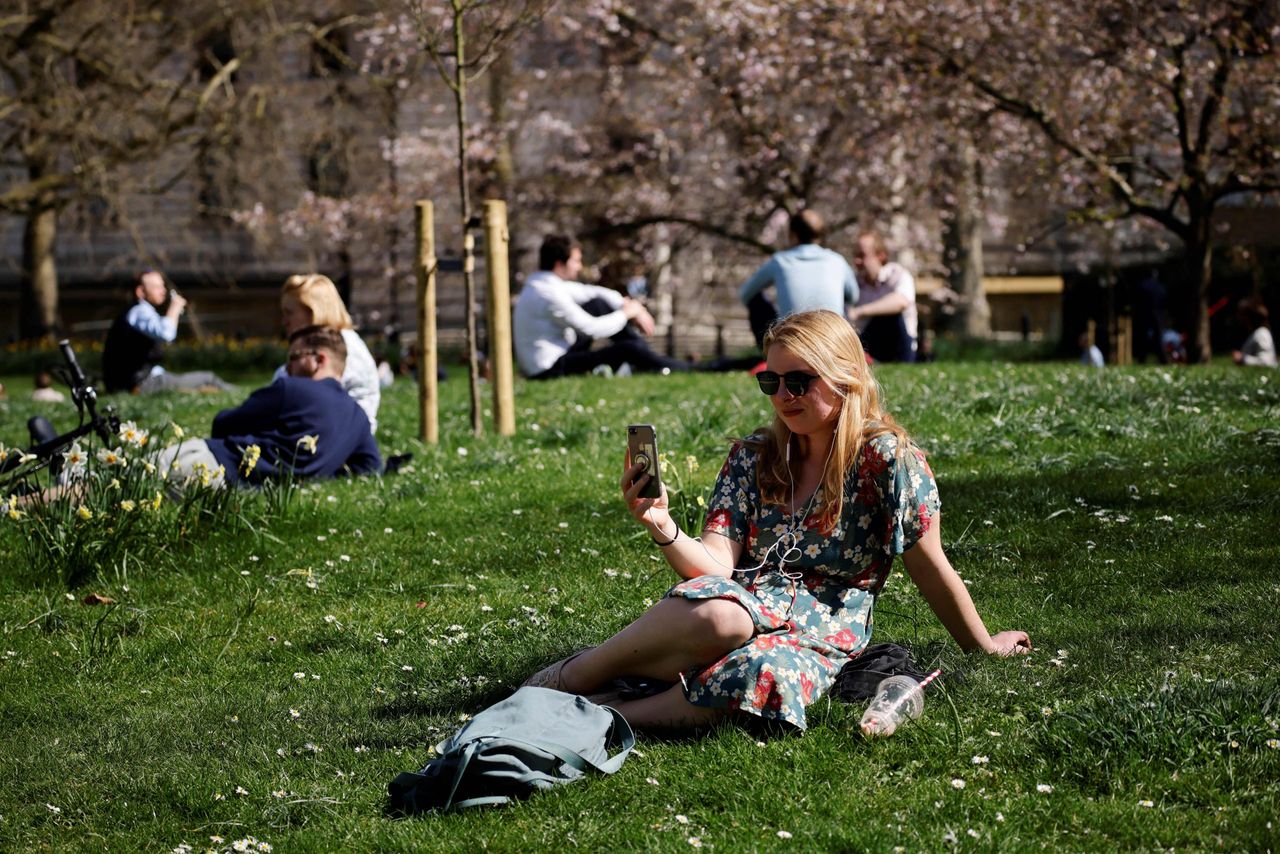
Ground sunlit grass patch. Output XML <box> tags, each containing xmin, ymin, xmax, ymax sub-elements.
<box><xmin>0</xmin><ymin>361</ymin><xmax>1277</xmax><ymax>850</ymax></box>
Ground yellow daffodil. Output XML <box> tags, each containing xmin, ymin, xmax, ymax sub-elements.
<box><xmin>3</xmin><ymin>495</ymin><xmax>24</xmax><ymax>521</ymax></box>
<box><xmin>240</xmin><ymin>444</ymin><xmax>262</xmax><ymax>476</ymax></box>
<box><xmin>76</xmin><ymin>505</ymin><xmax>93</xmax><ymax>521</ymax></box>
<box><xmin>296</xmin><ymin>434</ymin><xmax>319</xmax><ymax>454</ymax></box>
<box><xmin>119</xmin><ymin>499</ymin><xmax>136</xmax><ymax>512</ymax></box>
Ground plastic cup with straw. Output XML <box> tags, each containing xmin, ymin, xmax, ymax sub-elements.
<box><xmin>859</xmin><ymin>668</ymin><xmax>942</xmax><ymax>738</ymax></box>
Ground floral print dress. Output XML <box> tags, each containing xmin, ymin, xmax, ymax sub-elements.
<box><xmin>668</xmin><ymin>432</ymin><xmax>940</xmax><ymax>729</ymax></box>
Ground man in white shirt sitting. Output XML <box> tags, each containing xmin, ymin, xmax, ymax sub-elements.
<box><xmin>850</xmin><ymin>231</ymin><xmax>919</xmax><ymax>363</ymax></box>
<box><xmin>513</xmin><ymin>235</ymin><xmax>692</xmax><ymax>379</ymax></box>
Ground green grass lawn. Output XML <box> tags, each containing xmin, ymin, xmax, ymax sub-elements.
<box><xmin>1</xmin><ymin>361</ymin><xmax>1278</xmax><ymax>852</ymax></box>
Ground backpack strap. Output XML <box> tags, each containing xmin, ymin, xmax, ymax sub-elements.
<box><xmin>523</xmin><ymin>704</ymin><xmax>634</xmax><ymax>775</ymax></box>
<box><xmin>440</xmin><ymin>739</ymin><xmax>485</xmax><ymax>811</ymax></box>
<box><xmin>448</xmin><ymin>794</ymin><xmax>515</xmax><ymax>810</ymax></box>
<box><xmin>591</xmin><ymin>705</ymin><xmax>635</xmax><ymax>774</ymax></box>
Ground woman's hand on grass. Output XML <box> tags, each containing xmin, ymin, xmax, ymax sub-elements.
<box><xmin>987</xmin><ymin>630</ymin><xmax>1032</xmax><ymax>656</ymax></box>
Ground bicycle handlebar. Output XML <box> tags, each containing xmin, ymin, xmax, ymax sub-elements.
<box><xmin>58</xmin><ymin>339</ymin><xmax>89</xmax><ymax>389</ymax></box>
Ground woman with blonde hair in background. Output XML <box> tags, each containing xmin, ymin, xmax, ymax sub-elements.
<box><xmin>276</xmin><ymin>274</ymin><xmax>381</xmax><ymax>433</ymax></box>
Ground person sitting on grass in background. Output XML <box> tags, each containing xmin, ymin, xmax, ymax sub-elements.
<box><xmin>102</xmin><ymin>269</ymin><xmax>236</xmax><ymax>394</ymax></box>
<box><xmin>31</xmin><ymin>371</ymin><xmax>66</xmax><ymax>403</ymax></box>
<box><xmin>513</xmin><ymin>234</ymin><xmax>695</xmax><ymax>378</ymax></box>
<box><xmin>850</xmin><ymin>232</ymin><xmax>919</xmax><ymax>363</ymax></box>
<box><xmin>275</xmin><ymin>274</ymin><xmax>381</xmax><ymax>433</ymax></box>
<box><xmin>523</xmin><ymin>310</ymin><xmax>1030</xmax><ymax>731</ymax></box>
<box><xmin>1232</xmin><ymin>297</ymin><xmax>1277</xmax><ymax>368</ymax></box>
<box><xmin>737</xmin><ymin>209</ymin><xmax>860</xmax><ymax>350</ymax></box>
<box><xmin>1079</xmin><ymin>331</ymin><xmax>1105</xmax><ymax>368</ymax></box>
<box><xmin>157</xmin><ymin>326</ymin><xmax>380</xmax><ymax>490</ymax></box>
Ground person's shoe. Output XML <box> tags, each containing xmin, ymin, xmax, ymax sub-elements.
<box><xmin>617</xmin><ymin>363</ymin><xmax>633</xmax><ymax>378</ymax></box>
<box><xmin>591</xmin><ymin>364</ymin><xmax>614</xmax><ymax>378</ymax></box>
<box><xmin>384</xmin><ymin>453</ymin><xmax>414</xmax><ymax>474</ymax></box>
<box><xmin>521</xmin><ymin>647</ymin><xmax>595</xmax><ymax>691</ymax></box>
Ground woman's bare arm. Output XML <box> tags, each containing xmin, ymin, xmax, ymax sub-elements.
<box><xmin>622</xmin><ymin>459</ymin><xmax>741</xmax><ymax>579</ymax></box>
<box><xmin>902</xmin><ymin>519</ymin><xmax>1030</xmax><ymax>656</ymax></box>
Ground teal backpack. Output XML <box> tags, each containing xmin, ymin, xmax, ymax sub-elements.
<box><xmin>387</xmin><ymin>687</ymin><xmax>635</xmax><ymax>814</ymax></box>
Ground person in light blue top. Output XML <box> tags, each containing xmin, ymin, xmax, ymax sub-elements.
<box><xmin>102</xmin><ymin>270</ymin><xmax>235</xmax><ymax>394</ymax></box>
<box><xmin>738</xmin><ymin>210</ymin><xmax>859</xmax><ymax>348</ymax></box>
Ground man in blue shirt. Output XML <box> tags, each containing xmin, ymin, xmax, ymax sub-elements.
<box><xmin>156</xmin><ymin>326</ymin><xmax>381</xmax><ymax>488</ymax></box>
<box><xmin>738</xmin><ymin>211</ymin><xmax>859</xmax><ymax>348</ymax></box>
<box><xmin>102</xmin><ymin>270</ymin><xmax>234</xmax><ymax>393</ymax></box>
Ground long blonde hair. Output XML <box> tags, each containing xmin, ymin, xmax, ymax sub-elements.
<box><xmin>748</xmin><ymin>310</ymin><xmax>911</xmax><ymax>533</ymax></box>
<box><xmin>282</xmin><ymin>274</ymin><xmax>354</xmax><ymax>330</ymax></box>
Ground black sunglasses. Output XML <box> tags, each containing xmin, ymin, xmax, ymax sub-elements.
<box><xmin>756</xmin><ymin>370</ymin><xmax>820</xmax><ymax>396</ymax></box>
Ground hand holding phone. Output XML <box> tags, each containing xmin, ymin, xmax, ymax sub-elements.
<box><xmin>626</xmin><ymin>424</ymin><xmax>662</xmax><ymax>499</ymax></box>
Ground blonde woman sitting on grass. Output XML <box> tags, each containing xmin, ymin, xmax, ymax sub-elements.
<box><xmin>525</xmin><ymin>310</ymin><xmax>1030</xmax><ymax>731</ymax></box>
<box><xmin>276</xmin><ymin>274</ymin><xmax>381</xmax><ymax>433</ymax></box>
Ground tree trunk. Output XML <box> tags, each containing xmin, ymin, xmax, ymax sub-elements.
<box><xmin>488</xmin><ymin>51</ymin><xmax>518</xmax><ymax>282</ymax></box>
<box><xmin>453</xmin><ymin>6</ymin><xmax>483</xmax><ymax>436</ymax></box>
<box><xmin>1187</xmin><ymin>219</ymin><xmax>1214</xmax><ymax>365</ymax></box>
<box><xmin>21</xmin><ymin>202</ymin><xmax>60</xmax><ymax>342</ymax></box>
<box><xmin>487</xmin><ymin>52</ymin><xmax>516</xmax><ymax>197</ymax></box>
<box><xmin>384</xmin><ymin>86</ymin><xmax>402</xmax><ymax>329</ymax></box>
<box><xmin>944</xmin><ymin>135</ymin><xmax>991</xmax><ymax>338</ymax></box>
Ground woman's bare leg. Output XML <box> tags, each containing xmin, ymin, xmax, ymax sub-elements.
<box><xmin>611</xmin><ymin>684</ymin><xmax>728</xmax><ymax>731</ymax></box>
<box><xmin>558</xmin><ymin>597</ymin><xmax>752</xmax><ymax>694</ymax></box>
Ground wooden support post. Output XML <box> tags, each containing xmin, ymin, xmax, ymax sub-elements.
<box><xmin>483</xmin><ymin>200</ymin><xmax>516</xmax><ymax>436</ymax></box>
<box><xmin>1117</xmin><ymin>315</ymin><xmax>1133</xmax><ymax>366</ymax></box>
<box><xmin>415</xmin><ymin>201</ymin><xmax>439</xmax><ymax>444</ymax></box>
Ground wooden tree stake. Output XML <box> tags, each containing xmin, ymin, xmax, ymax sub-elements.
<box><xmin>483</xmin><ymin>200</ymin><xmax>516</xmax><ymax>436</ymax></box>
<box><xmin>415</xmin><ymin>200</ymin><xmax>439</xmax><ymax>445</ymax></box>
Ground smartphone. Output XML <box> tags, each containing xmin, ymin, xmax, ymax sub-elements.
<box><xmin>626</xmin><ymin>424</ymin><xmax>662</xmax><ymax>499</ymax></box>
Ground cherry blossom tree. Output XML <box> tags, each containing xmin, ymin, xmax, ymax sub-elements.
<box><xmin>505</xmin><ymin>1</ymin><xmax>987</xmax><ymax>334</ymax></box>
<box><xmin>896</xmin><ymin>0</ymin><xmax>1280</xmax><ymax>360</ymax></box>
<box><xmin>232</xmin><ymin>10</ymin><xmax>449</xmax><ymax>324</ymax></box>
<box><xmin>0</xmin><ymin>0</ymin><xmax>296</xmax><ymax>340</ymax></box>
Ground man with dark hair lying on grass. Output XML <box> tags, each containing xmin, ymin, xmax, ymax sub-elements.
<box><xmin>156</xmin><ymin>325</ymin><xmax>381</xmax><ymax>488</ymax></box>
